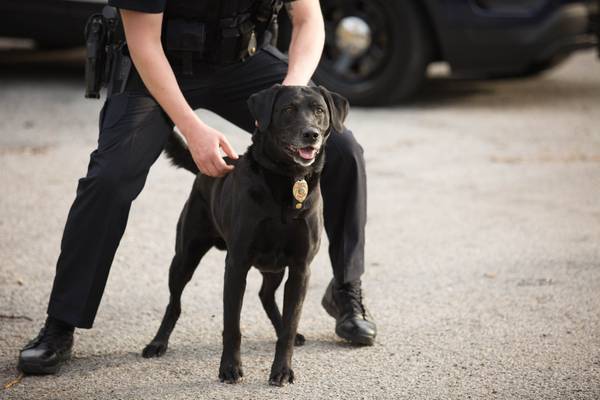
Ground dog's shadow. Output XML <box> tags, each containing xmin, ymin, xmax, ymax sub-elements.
<box><xmin>62</xmin><ymin>333</ymin><xmax>358</xmax><ymax>374</ymax></box>
<box><xmin>0</xmin><ymin>334</ymin><xmax>371</xmax><ymax>396</ymax></box>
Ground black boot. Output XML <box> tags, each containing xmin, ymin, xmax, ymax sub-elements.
<box><xmin>321</xmin><ymin>280</ymin><xmax>376</xmax><ymax>346</ymax></box>
<box><xmin>18</xmin><ymin>316</ymin><xmax>74</xmax><ymax>374</ymax></box>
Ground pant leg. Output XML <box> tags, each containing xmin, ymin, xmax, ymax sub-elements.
<box><xmin>48</xmin><ymin>92</ymin><xmax>173</xmax><ymax>328</ymax></box>
<box><xmin>320</xmin><ymin>131</ymin><xmax>366</xmax><ymax>283</ymax></box>
<box><xmin>206</xmin><ymin>46</ymin><xmax>367</xmax><ymax>284</ymax></box>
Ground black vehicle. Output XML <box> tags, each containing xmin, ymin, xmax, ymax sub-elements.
<box><xmin>1</xmin><ymin>0</ymin><xmax>598</xmax><ymax>105</ymax></box>
<box><xmin>311</xmin><ymin>0</ymin><xmax>599</xmax><ymax>105</ymax></box>
<box><xmin>0</xmin><ymin>0</ymin><xmax>102</xmax><ymax>49</ymax></box>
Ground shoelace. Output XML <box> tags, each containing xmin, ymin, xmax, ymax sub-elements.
<box><xmin>339</xmin><ymin>283</ymin><xmax>367</xmax><ymax>318</ymax></box>
<box><xmin>29</xmin><ymin>321</ymin><xmax>73</xmax><ymax>350</ymax></box>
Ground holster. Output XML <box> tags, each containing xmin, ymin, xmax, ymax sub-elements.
<box><xmin>84</xmin><ymin>6</ymin><xmax>124</xmax><ymax>99</ymax></box>
<box><xmin>84</xmin><ymin>14</ymin><xmax>107</xmax><ymax>99</ymax></box>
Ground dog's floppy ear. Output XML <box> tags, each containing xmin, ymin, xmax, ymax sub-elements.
<box><xmin>247</xmin><ymin>84</ymin><xmax>282</xmax><ymax>132</ymax></box>
<box><xmin>318</xmin><ymin>86</ymin><xmax>349</xmax><ymax>133</ymax></box>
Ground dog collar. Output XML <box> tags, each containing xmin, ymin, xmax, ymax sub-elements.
<box><xmin>292</xmin><ymin>178</ymin><xmax>309</xmax><ymax>209</ymax></box>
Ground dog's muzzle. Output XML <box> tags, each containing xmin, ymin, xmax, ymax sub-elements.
<box><xmin>287</xmin><ymin>144</ymin><xmax>321</xmax><ymax>166</ymax></box>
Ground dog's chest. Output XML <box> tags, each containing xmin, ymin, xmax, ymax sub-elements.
<box><xmin>250</xmin><ymin>217</ymin><xmax>316</xmax><ymax>271</ymax></box>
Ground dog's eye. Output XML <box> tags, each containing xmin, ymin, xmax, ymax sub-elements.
<box><xmin>315</xmin><ymin>107</ymin><xmax>325</xmax><ymax>115</ymax></box>
<box><xmin>283</xmin><ymin>106</ymin><xmax>295</xmax><ymax>114</ymax></box>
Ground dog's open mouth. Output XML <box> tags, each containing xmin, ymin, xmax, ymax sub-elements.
<box><xmin>297</xmin><ymin>146</ymin><xmax>318</xmax><ymax>160</ymax></box>
<box><xmin>287</xmin><ymin>145</ymin><xmax>319</xmax><ymax>166</ymax></box>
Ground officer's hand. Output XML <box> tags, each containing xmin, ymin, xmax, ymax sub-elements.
<box><xmin>185</xmin><ymin>123</ymin><xmax>238</xmax><ymax>177</ymax></box>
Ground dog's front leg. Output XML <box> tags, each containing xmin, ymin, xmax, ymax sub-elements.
<box><xmin>219</xmin><ymin>257</ymin><xmax>250</xmax><ymax>384</ymax></box>
<box><xmin>269</xmin><ymin>266</ymin><xmax>310</xmax><ymax>386</ymax></box>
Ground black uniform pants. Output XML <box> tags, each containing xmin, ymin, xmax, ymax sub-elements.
<box><xmin>47</xmin><ymin>46</ymin><xmax>367</xmax><ymax>328</ymax></box>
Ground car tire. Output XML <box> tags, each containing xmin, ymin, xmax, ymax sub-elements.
<box><xmin>313</xmin><ymin>0</ymin><xmax>433</xmax><ymax>106</ymax></box>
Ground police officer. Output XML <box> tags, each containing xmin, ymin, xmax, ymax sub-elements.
<box><xmin>18</xmin><ymin>0</ymin><xmax>376</xmax><ymax>375</ymax></box>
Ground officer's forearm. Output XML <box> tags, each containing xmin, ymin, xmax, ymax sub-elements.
<box><xmin>283</xmin><ymin>1</ymin><xmax>325</xmax><ymax>86</ymax></box>
<box><xmin>129</xmin><ymin>43</ymin><xmax>200</xmax><ymax>134</ymax></box>
<box><xmin>121</xmin><ymin>10</ymin><xmax>200</xmax><ymax>138</ymax></box>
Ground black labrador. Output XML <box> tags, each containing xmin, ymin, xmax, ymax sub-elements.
<box><xmin>142</xmin><ymin>84</ymin><xmax>348</xmax><ymax>386</ymax></box>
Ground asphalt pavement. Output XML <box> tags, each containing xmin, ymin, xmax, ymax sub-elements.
<box><xmin>1</xmin><ymin>49</ymin><xmax>599</xmax><ymax>399</ymax></box>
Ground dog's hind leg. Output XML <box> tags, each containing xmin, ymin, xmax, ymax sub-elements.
<box><xmin>142</xmin><ymin>241</ymin><xmax>211</xmax><ymax>358</ymax></box>
<box><xmin>259</xmin><ymin>271</ymin><xmax>305</xmax><ymax>346</ymax></box>
<box><xmin>143</xmin><ymin>195</ymin><xmax>215</xmax><ymax>358</ymax></box>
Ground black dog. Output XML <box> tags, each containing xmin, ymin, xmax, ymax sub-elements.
<box><xmin>142</xmin><ymin>85</ymin><xmax>348</xmax><ymax>386</ymax></box>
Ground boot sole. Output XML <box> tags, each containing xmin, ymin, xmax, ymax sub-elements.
<box><xmin>334</xmin><ymin>327</ymin><xmax>375</xmax><ymax>346</ymax></box>
<box><xmin>322</xmin><ymin>295</ymin><xmax>375</xmax><ymax>346</ymax></box>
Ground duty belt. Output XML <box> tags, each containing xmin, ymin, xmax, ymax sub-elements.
<box><xmin>83</xmin><ymin>2</ymin><xmax>281</xmax><ymax>98</ymax></box>
<box><xmin>164</xmin><ymin>15</ymin><xmax>259</xmax><ymax>75</ymax></box>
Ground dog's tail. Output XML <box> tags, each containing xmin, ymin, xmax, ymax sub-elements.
<box><xmin>163</xmin><ymin>130</ymin><xmax>199</xmax><ymax>174</ymax></box>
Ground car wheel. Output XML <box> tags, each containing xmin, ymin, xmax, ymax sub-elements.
<box><xmin>314</xmin><ymin>0</ymin><xmax>432</xmax><ymax>106</ymax></box>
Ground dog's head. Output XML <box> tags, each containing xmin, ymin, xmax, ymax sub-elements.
<box><xmin>247</xmin><ymin>85</ymin><xmax>349</xmax><ymax>172</ymax></box>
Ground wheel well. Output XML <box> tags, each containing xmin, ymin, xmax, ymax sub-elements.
<box><xmin>411</xmin><ymin>0</ymin><xmax>443</xmax><ymax>61</ymax></box>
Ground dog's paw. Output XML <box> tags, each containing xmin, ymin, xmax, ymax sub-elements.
<box><xmin>269</xmin><ymin>366</ymin><xmax>294</xmax><ymax>387</ymax></box>
<box><xmin>142</xmin><ymin>341</ymin><xmax>168</xmax><ymax>358</ymax></box>
<box><xmin>294</xmin><ymin>333</ymin><xmax>306</xmax><ymax>346</ymax></box>
<box><xmin>219</xmin><ymin>363</ymin><xmax>244</xmax><ymax>384</ymax></box>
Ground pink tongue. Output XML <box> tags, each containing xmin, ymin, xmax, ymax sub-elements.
<box><xmin>298</xmin><ymin>147</ymin><xmax>316</xmax><ymax>160</ymax></box>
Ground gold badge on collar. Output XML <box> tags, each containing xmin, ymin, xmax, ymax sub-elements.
<box><xmin>293</xmin><ymin>179</ymin><xmax>308</xmax><ymax>209</ymax></box>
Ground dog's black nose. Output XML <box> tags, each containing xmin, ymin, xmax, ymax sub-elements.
<box><xmin>302</xmin><ymin>130</ymin><xmax>320</xmax><ymax>142</ymax></box>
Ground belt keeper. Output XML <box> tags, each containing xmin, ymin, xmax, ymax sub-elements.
<box><xmin>118</xmin><ymin>55</ymin><xmax>132</xmax><ymax>93</ymax></box>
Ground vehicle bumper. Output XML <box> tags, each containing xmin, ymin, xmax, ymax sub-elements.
<box><xmin>532</xmin><ymin>1</ymin><xmax>599</xmax><ymax>62</ymax></box>
<box><xmin>444</xmin><ymin>2</ymin><xmax>599</xmax><ymax>75</ymax></box>
<box><xmin>0</xmin><ymin>0</ymin><xmax>105</xmax><ymax>48</ymax></box>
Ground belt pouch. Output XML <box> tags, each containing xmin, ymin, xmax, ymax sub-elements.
<box><xmin>219</xmin><ymin>26</ymin><xmax>241</xmax><ymax>64</ymax></box>
<box><xmin>165</xmin><ymin>20</ymin><xmax>207</xmax><ymax>75</ymax></box>
<box><xmin>217</xmin><ymin>15</ymin><xmax>255</xmax><ymax>64</ymax></box>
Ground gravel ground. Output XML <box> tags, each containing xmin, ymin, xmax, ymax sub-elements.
<box><xmin>0</xmin><ymin>49</ymin><xmax>599</xmax><ymax>400</ymax></box>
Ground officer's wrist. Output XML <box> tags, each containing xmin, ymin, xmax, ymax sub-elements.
<box><xmin>176</xmin><ymin>113</ymin><xmax>205</xmax><ymax>140</ymax></box>
<box><xmin>282</xmin><ymin>75</ymin><xmax>309</xmax><ymax>86</ymax></box>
